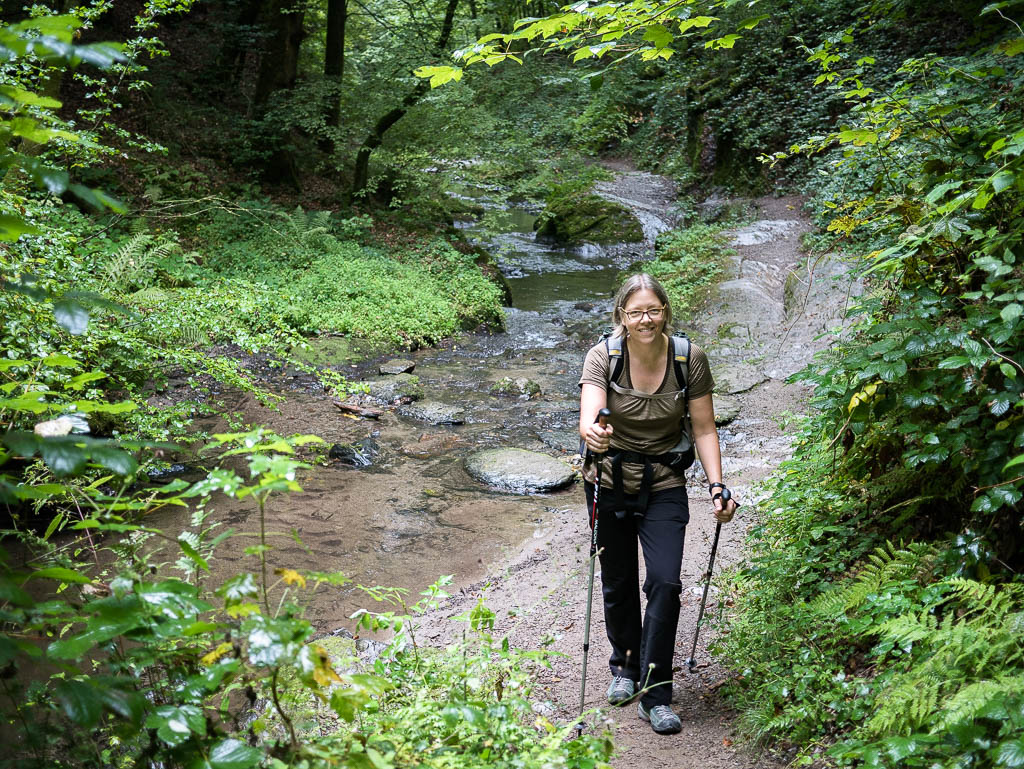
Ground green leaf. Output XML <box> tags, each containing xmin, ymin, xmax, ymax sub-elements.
<box><xmin>89</xmin><ymin>445</ymin><xmax>137</xmax><ymax>476</ymax></box>
<box><xmin>54</xmin><ymin>679</ymin><xmax>102</xmax><ymax>727</ymax></box>
<box><xmin>642</xmin><ymin>24</ymin><xmax>673</xmax><ymax>49</ymax></box>
<box><xmin>413</xmin><ymin>65</ymin><xmax>463</xmax><ymax>88</ymax></box>
<box><xmin>991</xmin><ymin>170</ymin><xmax>1016</xmax><ymax>194</ymax></box>
<box><xmin>42</xmin><ymin>354</ymin><xmax>80</xmax><ymax>368</ymax></box>
<box><xmin>0</xmin><ymin>214</ymin><xmax>41</xmax><ymax>242</ymax></box>
<box><xmin>26</xmin><ymin>566</ymin><xmax>91</xmax><ymax>584</ymax></box>
<box><xmin>938</xmin><ymin>355</ymin><xmax>971</xmax><ymax>369</ymax></box>
<box><xmin>1004</xmin><ymin>454</ymin><xmax>1024</xmax><ymax>472</ymax></box>
<box><xmin>737</xmin><ymin>14</ymin><xmax>769</xmax><ymax>30</ymax></box>
<box><xmin>39</xmin><ymin>438</ymin><xmax>88</xmax><ymax>476</ymax></box>
<box><xmin>997</xmin><ymin>37</ymin><xmax>1024</xmax><ymax>57</ymax></box>
<box><xmin>189</xmin><ymin>738</ymin><xmax>262</xmax><ymax>769</ymax></box>
<box><xmin>838</xmin><ymin>129</ymin><xmax>878</xmax><ymax>145</ymax></box>
<box><xmin>48</xmin><ymin>616</ymin><xmax>141</xmax><ymax>659</ymax></box>
<box><xmin>996</xmin><ymin>738</ymin><xmax>1024</xmax><ymax>768</ymax></box>
<box><xmin>1001</xmin><ymin>303</ymin><xmax>1022</xmax><ymax>323</ymax></box>
<box><xmin>178</xmin><ymin>536</ymin><xmax>209</xmax><ymax>572</ymax></box>
<box><xmin>66</xmin><ymin>371</ymin><xmax>106</xmax><ymax>390</ymax></box>
<box><xmin>53</xmin><ymin>298</ymin><xmax>89</xmax><ymax>335</ymax></box>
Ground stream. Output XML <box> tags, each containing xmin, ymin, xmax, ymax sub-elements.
<box><xmin>153</xmin><ymin>173</ymin><xmax>678</xmax><ymax>632</ymax></box>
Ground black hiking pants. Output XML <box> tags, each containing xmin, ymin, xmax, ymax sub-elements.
<box><xmin>584</xmin><ymin>482</ymin><xmax>689</xmax><ymax>708</ymax></box>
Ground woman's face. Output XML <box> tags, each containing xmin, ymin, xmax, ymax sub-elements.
<box><xmin>621</xmin><ymin>288</ymin><xmax>666</xmax><ymax>343</ymax></box>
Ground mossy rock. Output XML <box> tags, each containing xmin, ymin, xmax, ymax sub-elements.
<box><xmin>489</xmin><ymin>377</ymin><xmax>541</xmax><ymax>398</ymax></box>
<box><xmin>534</xmin><ymin>193</ymin><xmax>644</xmax><ymax>246</ymax></box>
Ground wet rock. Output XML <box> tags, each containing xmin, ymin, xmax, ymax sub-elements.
<box><xmin>574</xmin><ymin>301</ymin><xmax>595</xmax><ymax>312</ymax></box>
<box><xmin>146</xmin><ymin>463</ymin><xmax>191</xmax><ymax>483</ymax></box>
<box><xmin>364</xmin><ymin>373</ymin><xmax>423</xmax><ymax>404</ymax></box>
<box><xmin>401</xmin><ymin>432</ymin><xmax>465</xmax><ymax>459</ymax></box>
<box><xmin>729</xmin><ymin>220</ymin><xmax>800</xmax><ymax>247</ymax></box>
<box><xmin>536</xmin><ymin>429</ymin><xmax>581</xmax><ymax>454</ymax></box>
<box><xmin>713</xmin><ymin>395</ymin><xmax>741</xmax><ymax>425</ymax></box>
<box><xmin>716</xmin><ymin>363</ymin><xmax>768</xmax><ymax>394</ymax></box>
<box><xmin>465</xmin><ymin>448</ymin><xmax>575</xmax><ymax>493</ymax></box>
<box><xmin>328</xmin><ymin>438</ymin><xmax>380</xmax><ymax>467</ymax></box>
<box><xmin>398</xmin><ymin>401</ymin><xmax>465</xmax><ymax>425</ymax></box>
<box><xmin>534</xmin><ymin>193</ymin><xmax>644</xmax><ymax>246</ymax></box>
<box><xmin>713</xmin><ymin>278</ymin><xmax>786</xmax><ymax>327</ymax></box>
<box><xmin>379</xmin><ymin>359</ymin><xmax>415</xmax><ymax>375</ymax></box>
<box><xmin>489</xmin><ymin>377</ymin><xmax>541</xmax><ymax>398</ymax></box>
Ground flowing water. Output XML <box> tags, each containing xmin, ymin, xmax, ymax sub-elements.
<box><xmin>149</xmin><ymin>179</ymin><xmax>675</xmax><ymax>632</ymax></box>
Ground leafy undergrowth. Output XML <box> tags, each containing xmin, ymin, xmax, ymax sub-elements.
<box><xmin>1</xmin><ymin>200</ymin><xmax>505</xmax><ymax>445</ymax></box>
<box><xmin>714</xmin><ymin>12</ymin><xmax>1024</xmax><ymax>769</ymax></box>
<box><xmin>716</xmin><ymin>447</ymin><xmax>1024</xmax><ymax>769</ymax></box>
<box><xmin>640</xmin><ymin>223</ymin><xmax>735</xmax><ymax>319</ymax></box>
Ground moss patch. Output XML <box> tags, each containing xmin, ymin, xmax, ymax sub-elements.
<box><xmin>534</xmin><ymin>192</ymin><xmax>644</xmax><ymax>246</ymax></box>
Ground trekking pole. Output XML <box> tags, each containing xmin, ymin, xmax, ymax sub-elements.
<box><xmin>577</xmin><ymin>407</ymin><xmax>611</xmax><ymax>735</ymax></box>
<box><xmin>686</xmin><ymin>487</ymin><xmax>730</xmax><ymax>671</ymax></box>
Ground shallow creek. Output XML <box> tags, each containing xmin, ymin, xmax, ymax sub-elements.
<box><xmin>149</xmin><ymin>180</ymin><xmax>675</xmax><ymax>632</ymax></box>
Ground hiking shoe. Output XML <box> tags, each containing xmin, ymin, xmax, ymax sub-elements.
<box><xmin>638</xmin><ymin>702</ymin><xmax>682</xmax><ymax>734</ymax></box>
<box><xmin>606</xmin><ymin>676</ymin><xmax>636</xmax><ymax>705</ymax></box>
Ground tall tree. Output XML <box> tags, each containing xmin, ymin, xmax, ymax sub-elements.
<box><xmin>253</xmin><ymin>0</ymin><xmax>306</xmax><ymax>107</ymax></box>
<box><xmin>324</xmin><ymin>0</ymin><xmax>348</xmax><ymax>129</ymax></box>
<box><xmin>350</xmin><ymin>0</ymin><xmax>459</xmax><ymax>197</ymax></box>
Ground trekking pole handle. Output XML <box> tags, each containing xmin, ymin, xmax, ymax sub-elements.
<box><xmin>596</xmin><ymin>407</ymin><xmax>611</xmax><ymax>429</ymax></box>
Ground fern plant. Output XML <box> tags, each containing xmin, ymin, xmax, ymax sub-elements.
<box><xmin>100</xmin><ymin>233</ymin><xmax>184</xmax><ymax>295</ymax></box>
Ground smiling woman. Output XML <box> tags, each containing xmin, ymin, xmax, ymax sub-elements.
<box><xmin>577</xmin><ymin>272</ymin><xmax>739</xmax><ymax>734</ymax></box>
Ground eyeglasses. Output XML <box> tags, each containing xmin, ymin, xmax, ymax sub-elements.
<box><xmin>620</xmin><ymin>306</ymin><xmax>666</xmax><ymax>322</ymax></box>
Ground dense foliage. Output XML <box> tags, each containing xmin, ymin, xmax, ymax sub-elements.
<box><xmin>712</xmin><ymin>6</ymin><xmax>1024</xmax><ymax>767</ymax></box>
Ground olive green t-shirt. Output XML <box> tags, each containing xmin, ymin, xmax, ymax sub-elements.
<box><xmin>578</xmin><ymin>337</ymin><xmax>714</xmax><ymax>493</ymax></box>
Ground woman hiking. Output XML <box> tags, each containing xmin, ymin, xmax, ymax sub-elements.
<box><xmin>578</xmin><ymin>272</ymin><xmax>739</xmax><ymax>735</ymax></box>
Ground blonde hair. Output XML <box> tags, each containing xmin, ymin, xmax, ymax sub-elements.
<box><xmin>611</xmin><ymin>273</ymin><xmax>674</xmax><ymax>338</ymax></box>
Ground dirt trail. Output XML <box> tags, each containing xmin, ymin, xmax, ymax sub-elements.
<box><xmin>412</xmin><ymin>188</ymin><xmax>856</xmax><ymax>768</ymax></box>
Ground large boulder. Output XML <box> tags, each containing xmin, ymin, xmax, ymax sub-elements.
<box><xmin>465</xmin><ymin>448</ymin><xmax>575</xmax><ymax>493</ymax></box>
<box><xmin>715</xmin><ymin>363</ymin><xmax>767</xmax><ymax>394</ymax></box>
<box><xmin>535</xmin><ymin>193</ymin><xmax>644</xmax><ymax>246</ymax></box>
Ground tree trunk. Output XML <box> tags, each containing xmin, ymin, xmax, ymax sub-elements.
<box><xmin>254</xmin><ymin>0</ymin><xmax>306</xmax><ymax>107</ymax></box>
<box><xmin>323</xmin><ymin>0</ymin><xmax>347</xmax><ymax>144</ymax></box>
<box><xmin>350</xmin><ymin>0</ymin><xmax>460</xmax><ymax>198</ymax></box>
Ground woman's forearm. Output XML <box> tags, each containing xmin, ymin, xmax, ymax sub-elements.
<box><xmin>694</xmin><ymin>431</ymin><xmax>724</xmax><ymax>487</ymax></box>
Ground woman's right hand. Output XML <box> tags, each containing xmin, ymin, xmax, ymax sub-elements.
<box><xmin>583</xmin><ymin>421</ymin><xmax>613</xmax><ymax>454</ymax></box>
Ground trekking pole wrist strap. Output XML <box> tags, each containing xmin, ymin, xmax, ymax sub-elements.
<box><xmin>708</xmin><ymin>482</ymin><xmax>727</xmax><ymax>497</ymax></box>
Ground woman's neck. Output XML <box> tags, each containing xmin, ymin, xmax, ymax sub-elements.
<box><xmin>626</xmin><ymin>332</ymin><xmax>668</xmax><ymax>367</ymax></box>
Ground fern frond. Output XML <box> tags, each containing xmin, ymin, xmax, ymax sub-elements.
<box><xmin>101</xmin><ymin>232</ymin><xmax>153</xmax><ymax>292</ymax></box>
<box><xmin>175</xmin><ymin>325</ymin><xmax>209</xmax><ymax>347</ymax></box>
<box><xmin>129</xmin><ymin>287</ymin><xmax>170</xmax><ymax>305</ymax></box>
<box><xmin>933</xmin><ymin>675</ymin><xmax>1024</xmax><ymax>732</ymax></box>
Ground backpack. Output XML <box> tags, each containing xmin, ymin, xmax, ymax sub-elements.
<box><xmin>600</xmin><ymin>331</ymin><xmax>695</xmax><ymax>471</ymax></box>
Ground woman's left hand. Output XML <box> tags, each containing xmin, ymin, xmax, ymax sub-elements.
<box><xmin>712</xmin><ymin>491</ymin><xmax>739</xmax><ymax>523</ymax></box>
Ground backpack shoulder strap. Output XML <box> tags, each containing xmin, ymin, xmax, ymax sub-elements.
<box><xmin>670</xmin><ymin>333</ymin><xmax>690</xmax><ymax>394</ymax></box>
<box><xmin>605</xmin><ymin>334</ymin><xmax>625</xmax><ymax>386</ymax></box>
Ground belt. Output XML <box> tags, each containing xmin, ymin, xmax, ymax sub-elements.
<box><xmin>606</xmin><ymin>449</ymin><xmax>687</xmax><ymax>518</ymax></box>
